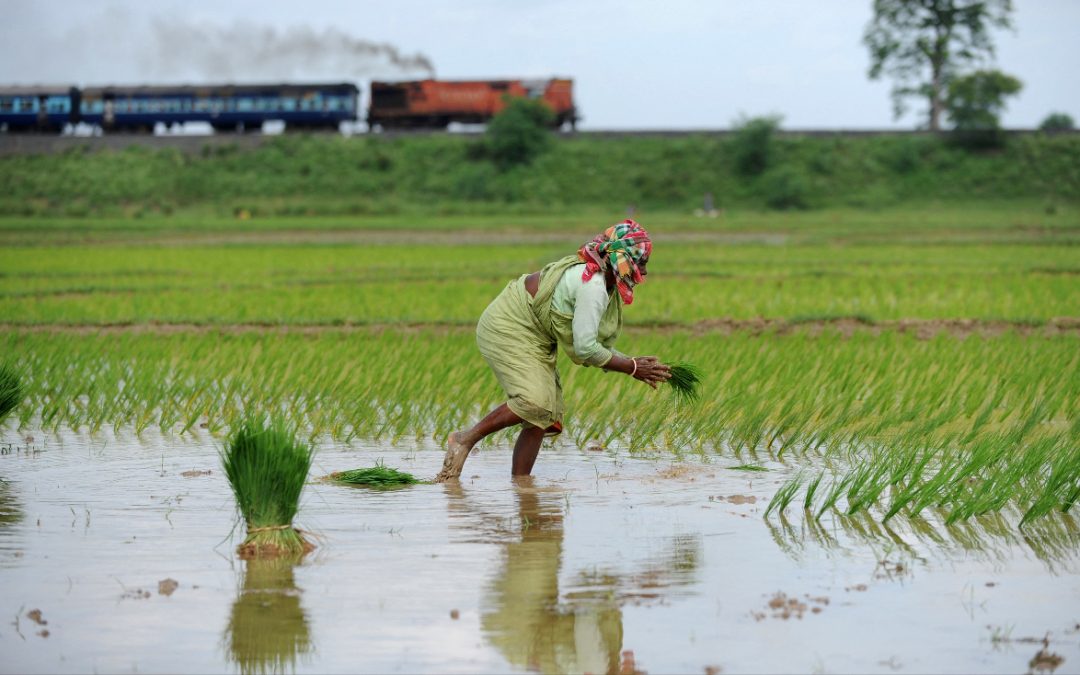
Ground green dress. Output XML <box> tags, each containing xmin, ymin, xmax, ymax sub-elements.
<box><xmin>476</xmin><ymin>255</ymin><xmax>623</xmax><ymax>430</ymax></box>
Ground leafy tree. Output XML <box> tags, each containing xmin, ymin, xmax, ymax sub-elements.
<box><xmin>945</xmin><ymin>69</ymin><xmax>1022</xmax><ymax>130</ymax></box>
<box><xmin>730</xmin><ymin>115</ymin><xmax>782</xmax><ymax>177</ymax></box>
<box><xmin>864</xmin><ymin>0</ymin><xmax>1013</xmax><ymax>130</ymax></box>
<box><xmin>484</xmin><ymin>97</ymin><xmax>556</xmax><ymax>170</ymax></box>
<box><xmin>1039</xmin><ymin>112</ymin><xmax>1075</xmax><ymax>132</ymax></box>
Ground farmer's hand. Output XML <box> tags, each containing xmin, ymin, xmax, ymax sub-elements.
<box><xmin>632</xmin><ymin>356</ymin><xmax>671</xmax><ymax>389</ymax></box>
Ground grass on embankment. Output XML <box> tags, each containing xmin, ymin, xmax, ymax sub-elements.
<box><xmin>1</xmin><ymin>133</ymin><xmax>1077</xmax><ymax>217</ymax></box>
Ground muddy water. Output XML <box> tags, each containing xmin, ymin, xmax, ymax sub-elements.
<box><xmin>1</xmin><ymin>429</ymin><xmax>1078</xmax><ymax>674</ymax></box>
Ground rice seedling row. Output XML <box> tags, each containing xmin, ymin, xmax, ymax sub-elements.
<box><xmin>3</xmin><ymin>329</ymin><xmax>1076</xmax><ymax>524</ymax></box>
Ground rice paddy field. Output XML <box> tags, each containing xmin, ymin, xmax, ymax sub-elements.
<box><xmin>1</xmin><ymin>203</ymin><xmax>1079</xmax><ymax>673</ymax></box>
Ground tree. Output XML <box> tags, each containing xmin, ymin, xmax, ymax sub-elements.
<box><xmin>945</xmin><ymin>69</ymin><xmax>1021</xmax><ymax>147</ymax></box>
<box><xmin>485</xmin><ymin>97</ymin><xmax>556</xmax><ymax>170</ymax></box>
<box><xmin>1039</xmin><ymin>113</ymin><xmax>1075</xmax><ymax>132</ymax></box>
<box><xmin>864</xmin><ymin>0</ymin><xmax>1013</xmax><ymax>131</ymax></box>
<box><xmin>945</xmin><ymin>69</ymin><xmax>1022</xmax><ymax>130</ymax></box>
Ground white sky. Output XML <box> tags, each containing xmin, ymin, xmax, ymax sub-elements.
<box><xmin>3</xmin><ymin>0</ymin><xmax>1077</xmax><ymax>129</ymax></box>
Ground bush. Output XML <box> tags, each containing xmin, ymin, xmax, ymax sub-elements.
<box><xmin>730</xmin><ymin>115</ymin><xmax>782</xmax><ymax>177</ymax></box>
<box><xmin>485</xmin><ymin>97</ymin><xmax>556</xmax><ymax>170</ymax></box>
<box><xmin>760</xmin><ymin>165</ymin><xmax>810</xmax><ymax>210</ymax></box>
<box><xmin>1040</xmin><ymin>113</ymin><xmax>1075</xmax><ymax>132</ymax></box>
<box><xmin>946</xmin><ymin>70</ymin><xmax>1023</xmax><ymax>150</ymax></box>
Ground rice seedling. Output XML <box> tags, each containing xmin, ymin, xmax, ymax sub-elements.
<box><xmin>327</xmin><ymin>461</ymin><xmax>421</xmax><ymax>488</ymax></box>
<box><xmin>764</xmin><ymin>473</ymin><xmax>804</xmax><ymax>518</ymax></box>
<box><xmin>0</xmin><ymin>363</ymin><xmax>20</xmax><ymax>422</ymax></box>
<box><xmin>665</xmin><ymin>362</ymin><xmax>702</xmax><ymax>404</ymax></box>
<box><xmin>221</xmin><ymin>418</ymin><xmax>315</xmax><ymax>559</ymax></box>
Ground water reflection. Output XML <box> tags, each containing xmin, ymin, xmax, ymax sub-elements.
<box><xmin>0</xmin><ymin>478</ymin><xmax>22</xmax><ymax>529</ymax></box>
<box><xmin>480</xmin><ymin>478</ymin><xmax>623</xmax><ymax>674</ymax></box>
<box><xmin>466</xmin><ymin>477</ymin><xmax>701</xmax><ymax>675</ymax></box>
<box><xmin>768</xmin><ymin>509</ymin><xmax>1080</xmax><ymax>573</ymax></box>
<box><xmin>224</xmin><ymin>558</ymin><xmax>312</xmax><ymax>675</ymax></box>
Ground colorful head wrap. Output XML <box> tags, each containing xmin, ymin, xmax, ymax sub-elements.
<box><xmin>578</xmin><ymin>219</ymin><xmax>652</xmax><ymax>305</ymax></box>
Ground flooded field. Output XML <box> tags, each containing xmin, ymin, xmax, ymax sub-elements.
<box><xmin>1</xmin><ymin>428</ymin><xmax>1078</xmax><ymax>674</ymax></box>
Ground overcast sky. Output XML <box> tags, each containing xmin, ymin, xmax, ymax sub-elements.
<box><xmin>3</xmin><ymin>0</ymin><xmax>1077</xmax><ymax>129</ymax></box>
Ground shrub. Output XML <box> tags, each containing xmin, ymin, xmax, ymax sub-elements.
<box><xmin>730</xmin><ymin>115</ymin><xmax>782</xmax><ymax>177</ymax></box>
<box><xmin>1040</xmin><ymin>113</ymin><xmax>1075</xmax><ymax>132</ymax></box>
<box><xmin>760</xmin><ymin>165</ymin><xmax>810</xmax><ymax>210</ymax></box>
<box><xmin>485</xmin><ymin>97</ymin><xmax>556</xmax><ymax>170</ymax></box>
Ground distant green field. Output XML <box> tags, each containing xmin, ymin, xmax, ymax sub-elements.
<box><xmin>2</xmin><ymin>207</ymin><xmax>1077</xmax><ymax>325</ymax></box>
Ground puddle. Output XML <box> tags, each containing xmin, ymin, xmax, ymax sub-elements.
<box><xmin>0</xmin><ymin>427</ymin><xmax>1078</xmax><ymax>674</ymax></box>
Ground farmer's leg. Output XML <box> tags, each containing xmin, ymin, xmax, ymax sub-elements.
<box><xmin>435</xmin><ymin>403</ymin><xmax>524</xmax><ymax>482</ymax></box>
<box><xmin>511</xmin><ymin>424</ymin><xmax>546</xmax><ymax>476</ymax></box>
<box><xmin>457</xmin><ymin>403</ymin><xmax>523</xmax><ymax>448</ymax></box>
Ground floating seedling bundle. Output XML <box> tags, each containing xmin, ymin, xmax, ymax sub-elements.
<box><xmin>0</xmin><ymin>364</ymin><xmax>21</xmax><ymax>422</ymax></box>
<box><xmin>666</xmin><ymin>362</ymin><xmax>703</xmax><ymax>404</ymax></box>
<box><xmin>327</xmin><ymin>461</ymin><xmax>421</xmax><ymax>488</ymax></box>
<box><xmin>222</xmin><ymin>418</ymin><xmax>315</xmax><ymax>559</ymax></box>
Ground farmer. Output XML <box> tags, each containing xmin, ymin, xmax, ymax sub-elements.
<box><xmin>434</xmin><ymin>220</ymin><xmax>671</xmax><ymax>482</ymax></box>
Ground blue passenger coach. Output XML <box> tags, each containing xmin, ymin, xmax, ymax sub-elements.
<box><xmin>0</xmin><ymin>86</ymin><xmax>79</xmax><ymax>132</ymax></box>
<box><xmin>1</xmin><ymin>82</ymin><xmax>358</xmax><ymax>133</ymax></box>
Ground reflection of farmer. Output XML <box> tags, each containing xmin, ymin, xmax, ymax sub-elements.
<box><xmin>436</xmin><ymin>221</ymin><xmax>670</xmax><ymax>482</ymax></box>
<box><xmin>481</xmin><ymin>478</ymin><xmax>624</xmax><ymax>674</ymax></box>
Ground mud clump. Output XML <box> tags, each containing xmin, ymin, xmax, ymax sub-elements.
<box><xmin>1029</xmin><ymin>648</ymin><xmax>1064</xmax><ymax>673</ymax></box>
<box><xmin>237</xmin><ymin>533</ymin><xmax>316</xmax><ymax>560</ymax></box>
<box><xmin>158</xmin><ymin>578</ymin><xmax>179</xmax><ymax>596</ymax></box>
<box><xmin>181</xmin><ymin>469</ymin><xmax>212</xmax><ymax>478</ymax></box>
<box><xmin>752</xmin><ymin>592</ymin><xmax>829</xmax><ymax>621</ymax></box>
<box><xmin>710</xmin><ymin>494</ymin><xmax>757</xmax><ymax>505</ymax></box>
<box><xmin>26</xmin><ymin>608</ymin><xmax>47</xmax><ymax>625</ymax></box>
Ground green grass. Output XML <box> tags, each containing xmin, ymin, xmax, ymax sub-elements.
<box><xmin>328</xmin><ymin>461</ymin><xmax>421</xmax><ymax>488</ymax></box>
<box><xmin>221</xmin><ymin>418</ymin><xmax>315</xmax><ymax>559</ymax></box>
<box><xmin>0</xmin><ymin>364</ymin><xmax>20</xmax><ymax>422</ymax></box>
<box><xmin>1</xmin><ymin>133</ymin><xmax>1077</xmax><ymax>217</ymax></box>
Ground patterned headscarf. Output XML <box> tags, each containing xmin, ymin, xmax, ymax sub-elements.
<box><xmin>578</xmin><ymin>219</ymin><xmax>652</xmax><ymax>305</ymax></box>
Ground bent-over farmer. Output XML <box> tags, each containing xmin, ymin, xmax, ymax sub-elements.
<box><xmin>435</xmin><ymin>220</ymin><xmax>671</xmax><ymax>482</ymax></box>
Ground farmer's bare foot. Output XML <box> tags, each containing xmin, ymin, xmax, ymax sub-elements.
<box><xmin>434</xmin><ymin>432</ymin><xmax>472</xmax><ymax>483</ymax></box>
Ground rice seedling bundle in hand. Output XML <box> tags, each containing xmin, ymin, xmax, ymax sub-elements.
<box><xmin>665</xmin><ymin>362</ymin><xmax>703</xmax><ymax>404</ymax></box>
<box><xmin>222</xmin><ymin>418</ymin><xmax>315</xmax><ymax>559</ymax></box>
<box><xmin>328</xmin><ymin>461</ymin><xmax>420</xmax><ymax>488</ymax></box>
<box><xmin>0</xmin><ymin>364</ymin><xmax>21</xmax><ymax>422</ymax></box>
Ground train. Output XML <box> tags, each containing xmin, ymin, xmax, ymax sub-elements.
<box><xmin>0</xmin><ymin>83</ymin><xmax>359</xmax><ymax>133</ymax></box>
<box><xmin>368</xmin><ymin>78</ymin><xmax>577</xmax><ymax>130</ymax></box>
<box><xmin>0</xmin><ymin>78</ymin><xmax>576</xmax><ymax>133</ymax></box>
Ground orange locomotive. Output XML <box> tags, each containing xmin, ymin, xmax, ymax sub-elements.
<box><xmin>367</xmin><ymin>78</ymin><xmax>577</xmax><ymax>130</ymax></box>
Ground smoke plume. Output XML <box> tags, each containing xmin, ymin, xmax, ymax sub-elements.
<box><xmin>148</xmin><ymin>20</ymin><xmax>436</xmax><ymax>82</ymax></box>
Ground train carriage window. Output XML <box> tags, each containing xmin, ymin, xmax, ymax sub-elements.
<box><xmin>19</xmin><ymin>99</ymin><xmax>35</xmax><ymax>112</ymax></box>
<box><xmin>0</xmin><ymin>99</ymin><xmax>12</xmax><ymax>112</ymax></box>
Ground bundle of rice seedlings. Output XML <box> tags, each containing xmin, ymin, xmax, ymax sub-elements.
<box><xmin>222</xmin><ymin>418</ymin><xmax>315</xmax><ymax>559</ymax></box>
<box><xmin>0</xmin><ymin>364</ymin><xmax>21</xmax><ymax>422</ymax></box>
<box><xmin>666</xmin><ymin>362</ymin><xmax>703</xmax><ymax>404</ymax></box>
<box><xmin>328</xmin><ymin>460</ymin><xmax>420</xmax><ymax>488</ymax></box>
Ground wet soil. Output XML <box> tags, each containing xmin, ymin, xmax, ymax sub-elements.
<box><xmin>1</xmin><ymin>427</ymin><xmax>1078</xmax><ymax>674</ymax></box>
